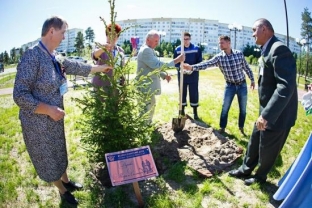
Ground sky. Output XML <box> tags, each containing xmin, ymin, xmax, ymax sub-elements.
<box><xmin>0</xmin><ymin>0</ymin><xmax>311</xmax><ymax>53</ymax></box>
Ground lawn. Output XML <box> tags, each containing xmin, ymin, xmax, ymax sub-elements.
<box><xmin>0</xmin><ymin>67</ymin><xmax>311</xmax><ymax>207</ymax></box>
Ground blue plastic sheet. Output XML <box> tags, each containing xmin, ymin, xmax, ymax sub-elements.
<box><xmin>273</xmin><ymin>132</ymin><xmax>312</xmax><ymax>207</ymax></box>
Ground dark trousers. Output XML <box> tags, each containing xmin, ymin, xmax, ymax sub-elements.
<box><xmin>178</xmin><ymin>81</ymin><xmax>199</xmax><ymax>107</ymax></box>
<box><xmin>239</xmin><ymin>124</ymin><xmax>291</xmax><ymax>181</ymax></box>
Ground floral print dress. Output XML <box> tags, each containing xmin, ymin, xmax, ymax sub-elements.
<box><xmin>13</xmin><ymin>44</ymin><xmax>91</xmax><ymax>182</ymax></box>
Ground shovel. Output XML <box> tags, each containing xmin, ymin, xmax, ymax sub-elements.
<box><xmin>172</xmin><ymin>31</ymin><xmax>187</xmax><ymax>132</ymax></box>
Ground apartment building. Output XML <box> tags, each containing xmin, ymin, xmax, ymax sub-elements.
<box><xmin>116</xmin><ymin>18</ymin><xmax>300</xmax><ymax>54</ymax></box>
<box><xmin>21</xmin><ymin>38</ymin><xmax>41</xmax><ymax>51</ymax></box>
<box><xmin>57</xmin><ymin>28</ymin><xmax>83</xmax><ymax>52</ymax></box>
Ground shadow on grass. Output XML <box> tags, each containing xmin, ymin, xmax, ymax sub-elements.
<box><xmin>260</xmin><ymin>182</ymin><xmax>282</xmax><ymax>208</ymax></box>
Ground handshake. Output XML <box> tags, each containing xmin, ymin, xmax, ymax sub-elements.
<box><xmin>180</xmin><ymin>63</ymin><xmax>193</xmax><ymax>74</ymax></box>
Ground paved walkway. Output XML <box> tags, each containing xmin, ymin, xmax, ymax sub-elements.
<box><xmin>0</xmin><ymin>69</ymin><xmax>308</xmax><ymax>102</ymax></box>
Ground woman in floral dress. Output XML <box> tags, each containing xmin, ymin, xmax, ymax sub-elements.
<box><xmin>13</xmin><ymin>16</ymin><xmax>112</xmax><ymax>205</ymax></box>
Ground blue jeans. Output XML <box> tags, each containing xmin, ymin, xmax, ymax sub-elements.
<box><xmin>219</xmin><ymin>82</ymin><xmax>248</xmax><ymax>129</ymax></box>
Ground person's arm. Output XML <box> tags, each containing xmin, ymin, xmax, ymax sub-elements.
<box><xmin>184</xmin><ymin>55</ymin><xmax>219</xmax><ymax>71</ymax></box>
<box><xmin>173</xmin><ymin>47</ymin><xmax>179</xmax><ymax>68</ymax></box>
<box><xmin>13</xmin><ymin>49</ymin><xmax>66</xmax><ymax>121</ymax></box>
<box><xmin>141</xmin><ymin>47</ymin><xmax>176</xmax><ymax>69</ymax></box>
<box><xmin>92</xmin><ymin>43</ymin><xmax>113</xmax><ymax>60</ymax></box>
<box><xmin>241</xmin><ymin>53</ymin><xmax>255</xmax><ymax>89</ymax></box>
<box><xmin>35</xmin><ymin>102</ymin><xmax>65</xmax><ymax>121</ymax></box>
<box><xmin>90</xmin><ymin>65</ymin><xmax>113</xmax><ymax>73</ymax></box>
<box><xmin>13</xmin><ymin>49</ymin><xmax>41</xmax><ymax>113</ymax></box>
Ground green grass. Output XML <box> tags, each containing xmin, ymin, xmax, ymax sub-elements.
<box><xmin>0</xmin><ymin>72</ymin><xmax>16</xmax><ymax>89</ymax></box>
<box><xmin>0</xmin><ymin>66</ymin><xmax>312</xmax><ymax>207</ymax></box>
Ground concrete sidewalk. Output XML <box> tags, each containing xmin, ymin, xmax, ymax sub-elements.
<box><xmin>0</xmin><ymin>70</ymin><xmax>308</xmax><ymax>102</ymax></box>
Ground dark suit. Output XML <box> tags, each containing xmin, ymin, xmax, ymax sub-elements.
<box><xmin>239</xmin><ymin>35</ymin><xmax>298</xmax><ymax>181</ymax></box>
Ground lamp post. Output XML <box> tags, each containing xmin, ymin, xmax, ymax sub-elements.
<box><xmin>228</xmin><ymin>23</ymin><xmax>242</xmax><ymax>50</ymax></box>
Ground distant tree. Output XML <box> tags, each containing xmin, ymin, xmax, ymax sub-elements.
<box><xmin>0</xmin><ymin>53</ymin><xmax>3</xmax><ymax>62</ymax></box>
<box><xmin>243</xmin><ymin>44</ymin><xmax>261</xmax><ymax>58</ymax></box>
<box><xmin>121</xmin><ymin>40</ymin><xmax>132</xmax><ymax>54</ymax></box>
<box><xmin>3</xmin><ymin>51</ymin><xmax>9</xmax><ymax>64</ymax></box>
<box><xmin>166</xmin><ymin>42</ymin><xmax>173</xmax><ymax>53</ymax></box>
<box><xmin>301</xmin><ymin>7</ymin><xmax>312</xmax><ymax>80</ymax></box>
<box><xmin>173</xmin><ymin>39</ymin><xmax>181</xmax><ymax>49</ymax></box>
<box><xmin>301</xmin><ymin>8</ymin><xmax>312</xmax><ymax>43</ymax></box>
<box><xmin>85</xmin><ymin>27</ymin><xmax>95</xmax><ymax>48</ymax></box>
<box><xmin>10</xmin><ymin>47</ymin><xmax>16</xmax><ymax>63</ymax></box>
<box><xmin>75</xmin><ymin>31</ymin><xmax>85</xmax><ymax>56</ymax></box>
<box><xmin>19</xmin><ymin>48</ymin><xmax>24</xmax><ymax>58</ymax></box>
<box><xmin>197</xmin><ymin>43</ymin><xmax>205</xmax><ymax>53</ymax></box>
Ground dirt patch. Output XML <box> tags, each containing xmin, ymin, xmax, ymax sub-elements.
<box><xmin>93</xmin><ymin>117</ymin><xmax>243</xmax><ymax>186</ymax></box>
<box><xmin>152</xmin><ymin>117</ymin><xmax>243</xmax><ymax>177</ymax></box>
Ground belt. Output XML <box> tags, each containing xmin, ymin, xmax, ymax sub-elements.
<box><xmin>226</xmin><ymin>80</ymin><xmax>246</xmax><ymax>85</ymax></box>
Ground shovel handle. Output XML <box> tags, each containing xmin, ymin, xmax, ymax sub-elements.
<box><xmin>179</xmin><ymin>31</ymin><xmax>184</xmax><ymax>114</ymax></box>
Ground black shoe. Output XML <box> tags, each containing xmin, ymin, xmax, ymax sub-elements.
<box><xmin>194</xmin><ymin>114</ymin><xmax>199</xmax><ymax>120</ymax></box>
<box><xmin>218</xmin><ymin>128</ymin><xmax>225</xmax><ymax>134</ymax></box>
<box><xmin>244</xmin><ymin>177</ymin><xmax>266</xmax><ymax>186</ymax></box>
<box><xmin>60</xmin><ymin>191</ymin><xmax>79</xmax><ymax>205</ymax></box>
<box><xmin>228</xmin><ymin>169</ymin><xmax>251</xmax><ymax>178</ymax></box>
<box><xmin>181</xmin><ymin>106</ymin><xmax>185</xmax><ymax>116</ymax></box>
<box><xmin>62</xmin><ymin>180</ymin><xmax>83</xmax><ymax>191</ymax></box>
<box><xmin>239</xmin><ymin>128</ymin><xmax>246</xmax><ymax>135</ymax></box>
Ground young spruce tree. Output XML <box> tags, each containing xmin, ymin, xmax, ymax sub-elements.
<box><xmin>74</xmin><ymin>0</ymin><xmax>166</xmax><ymax>164</ymax></box>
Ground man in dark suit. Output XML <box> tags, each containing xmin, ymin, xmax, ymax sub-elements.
<box><xmin>228</xmin><ymin>18</ymin><xmax>298</xmax><ymax>185</ymax></box>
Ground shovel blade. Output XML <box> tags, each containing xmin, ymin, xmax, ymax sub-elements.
<box><xmin>172</xmin><ymin>117</ymin><xmax>186</xmax><ymax>132</ymax></box>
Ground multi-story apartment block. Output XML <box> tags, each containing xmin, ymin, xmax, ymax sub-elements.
<box><xmin>116</xmin><ymin>18</ymin><xmax>300</xmax><ymax>54</ymax></box>
<box><xmin>57</xmin><ymin>28</ymin><xmax>83</xmax><ymax>53</ymax></box>
<box><xmin>21</xmin><ymin>28</ymin><xmax>83</xmax><ymax>53</ymax></box>
<box><xmin>21</xmin><ymin>38</ymin><xmax>41</xmax><ymax>51</ymax></box>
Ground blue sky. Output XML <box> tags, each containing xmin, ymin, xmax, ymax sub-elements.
<box><xmin>0</xmin><ymin>0</ymin><xmax>311</xmax><ymax>53</ymax></box>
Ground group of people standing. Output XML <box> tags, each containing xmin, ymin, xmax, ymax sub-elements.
<box><xmin>13</xmin><ymin>15</ymin><xmax>297</xmax><ymax>205</ymax></box>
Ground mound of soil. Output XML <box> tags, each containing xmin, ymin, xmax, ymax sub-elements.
<box><xmin>152</xmin><ymin>117</ymin><xmax>243</xmax><ymax>177</ymax></box>
<box><xmin>93</xmin><ymin>117</ymin><xmax>243</xmax><ymax>187</ymax></box>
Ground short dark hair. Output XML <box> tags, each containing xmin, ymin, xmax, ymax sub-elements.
<box><xmin>184</xmin><ymin>32</ymin><xmax>191</xmax><ymax>38</ymax></box>
<box><xmin>106</xmin><ymin>23</ymin><xmax>122</xmax><ymax>37</ymax></box>
<box><xmin>41</xmin><ymin>16</ymin><xmax>68</xmax><ymax>37</ymax></box>
<box><xmin>219</xmin><ymin>35</ymin><xmax>231</xmax><ymax>42</ymax></box>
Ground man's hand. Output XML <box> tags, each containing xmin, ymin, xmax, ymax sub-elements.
<box><xmin>182</xmin><ymin>63</ymin><xmax>192</xmax><ymax>71</ymax></box>
<box><xmin>256</xmin><ymin>115</ymin><xmax>267</xmax><ymax>131</ymax></box>
<box><xmin>165</xmin><ymin>75</ymin><xmax>171</xmax><ymax>83</ymax></box>
<box><xmin>90</xmin><ymin>65</ymin><xmax>113</xmax><ymax>73</ymax></box>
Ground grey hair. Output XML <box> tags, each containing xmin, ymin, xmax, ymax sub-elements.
<box><xmin>145</xmin><ymin>30</ymin><xmax>159</xmax><ymax>41</ymax></box>
<box><xmin>255</xmin><ymin>18</ymin><xmax>275</xmax><ymax>33</ymax></box>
